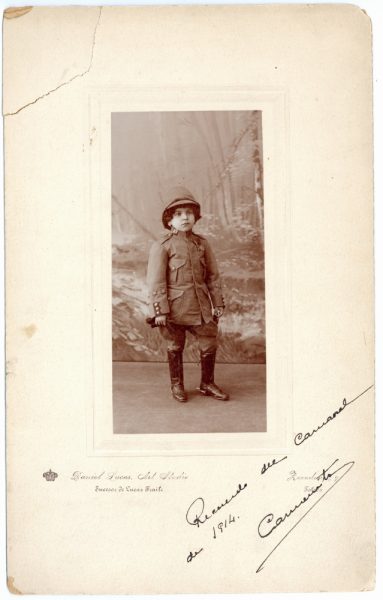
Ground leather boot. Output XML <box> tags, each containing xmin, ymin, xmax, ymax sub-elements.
<box><xmin>167</xmin><ymin>350</ymin><xmax>187</xmax><ymax>402</ymax></box>
<box><xmin>198</xmin><ymin>350</ymin><xmax>229</xmax><ymax>401</ymax></box>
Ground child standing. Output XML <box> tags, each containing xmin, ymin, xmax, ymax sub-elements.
<box><xmin>146</xmin><ymin>186</ymin><xmax>229</xmax><ymax>402</ymax></box>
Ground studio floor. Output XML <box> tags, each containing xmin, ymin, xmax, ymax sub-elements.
<box><xmin>113</xmin><ymin>362</ymin><xmax>266</xmax><ymax>434</ymax></box>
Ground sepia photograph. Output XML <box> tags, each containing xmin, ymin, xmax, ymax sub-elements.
<box><xmin>111</xmin><ymin>110</ymin><xmax>266</xmax><ymax>434</ymax></box>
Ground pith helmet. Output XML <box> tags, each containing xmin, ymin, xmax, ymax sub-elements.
<box><xmin>162</xmin><ymin>186</ymin><xmax>201</xmax><ymax>230</ymax></box>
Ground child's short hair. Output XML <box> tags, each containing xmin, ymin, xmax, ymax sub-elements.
<box><xmin>162</xmin><ymin>202</ymin><xmax>201</xmax><ymax>230</ymax></box>
<box><xmin>162</xmin><ymin>190</ymin><xmax>201</xmax><ymax>230</ymax></box>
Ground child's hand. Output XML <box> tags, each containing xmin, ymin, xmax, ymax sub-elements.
<box><xmin>155</xmin><ymin>315</ymin><xmax>167</xmax><ymax>326</ymax></box>
<box><xmin>213</xmin><ymin>307</ymin><xmax>224</xmax><ymax>318</ymax></box>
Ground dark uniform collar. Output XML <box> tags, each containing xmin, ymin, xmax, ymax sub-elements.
<box><xmin>160</xmin><ymin>228</ymin><xmax>205</xmax><ymax>244</ymax></box>
<box><xmin>170</xmin><ymin>227</ymin><xmax>194</xmax><ymax>238</ymax></box>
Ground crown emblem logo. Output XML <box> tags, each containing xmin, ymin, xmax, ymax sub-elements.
<box><xmin>43</xmin><ymin>469</ymin><xmax>58</xmax><ymax>482</ymax></box>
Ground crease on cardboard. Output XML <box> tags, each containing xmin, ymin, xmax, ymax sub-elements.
<box><xmin>4</xmin><ymin>6</ymin><xmax>102</xmax><ymax>117</ymax></box>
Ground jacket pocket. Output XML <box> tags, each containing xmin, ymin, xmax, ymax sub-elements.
<box><xmin>168</xmin><ymin>288</ymin><xmax>184</xmax><ymax>301</ymax></box>
<box><xmin>167</xmin><ymin>288</ymin><xmax>184</xmax><ymax>318</ymax></box>
<box><xmin>168</xmin><ymin>258</ymin><xmax>186</xmax><ymax>284</ymax></box>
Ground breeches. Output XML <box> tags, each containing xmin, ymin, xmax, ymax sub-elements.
<box><xmin>159</xmin><ymin>320</ymin><xmax>218</xmax><ymax>353</ymax></box>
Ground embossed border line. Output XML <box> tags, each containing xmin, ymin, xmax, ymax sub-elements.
<box><xmin>85</xmin><ymin>86</ymin><xmax>292</xmax><ymax>457</ymax></box>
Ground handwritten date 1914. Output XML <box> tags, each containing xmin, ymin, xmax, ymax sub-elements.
<box><xmin>212</xmin><ymin>514</ymin><xmax>238</xmax><ymax>539</ymax></box>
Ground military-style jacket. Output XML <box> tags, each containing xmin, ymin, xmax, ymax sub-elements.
<box><xmin>147</xmin><ymin>229</ymin><xmax>224</xmax><ymax>325</ymax></box>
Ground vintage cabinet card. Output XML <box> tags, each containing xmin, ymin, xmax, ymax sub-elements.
<box><xmin>4</xmin><ymin>4</ymin><xmax>375</xmax><ymax>594</ymax></box>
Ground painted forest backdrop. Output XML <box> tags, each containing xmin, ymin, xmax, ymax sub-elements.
<box><xmin>112</xmin><ymin>110</ymin><xmax>265</xmax><ymax>364</ymax></box>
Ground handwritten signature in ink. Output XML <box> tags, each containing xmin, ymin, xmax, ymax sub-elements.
<box><xmin>294</xmin><ymin>385</ymin><xmax>373</xmax><ymax>446</ymax></box>
<box><xmin>256</xmin><ymin>458</ymin><xmax>354</xmax><ymax>572</ymax></box>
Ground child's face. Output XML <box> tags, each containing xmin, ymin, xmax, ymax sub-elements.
<box><xmin>169</xmin><ymin>206</ymin><xmax>196</xmax><ymax>232</ymax></box>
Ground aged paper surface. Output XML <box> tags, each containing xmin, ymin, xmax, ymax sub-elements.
<box><xmin>4</xmin><ymin>4</ymin><xmax>375</xmax><ymax>594</ymax></box>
